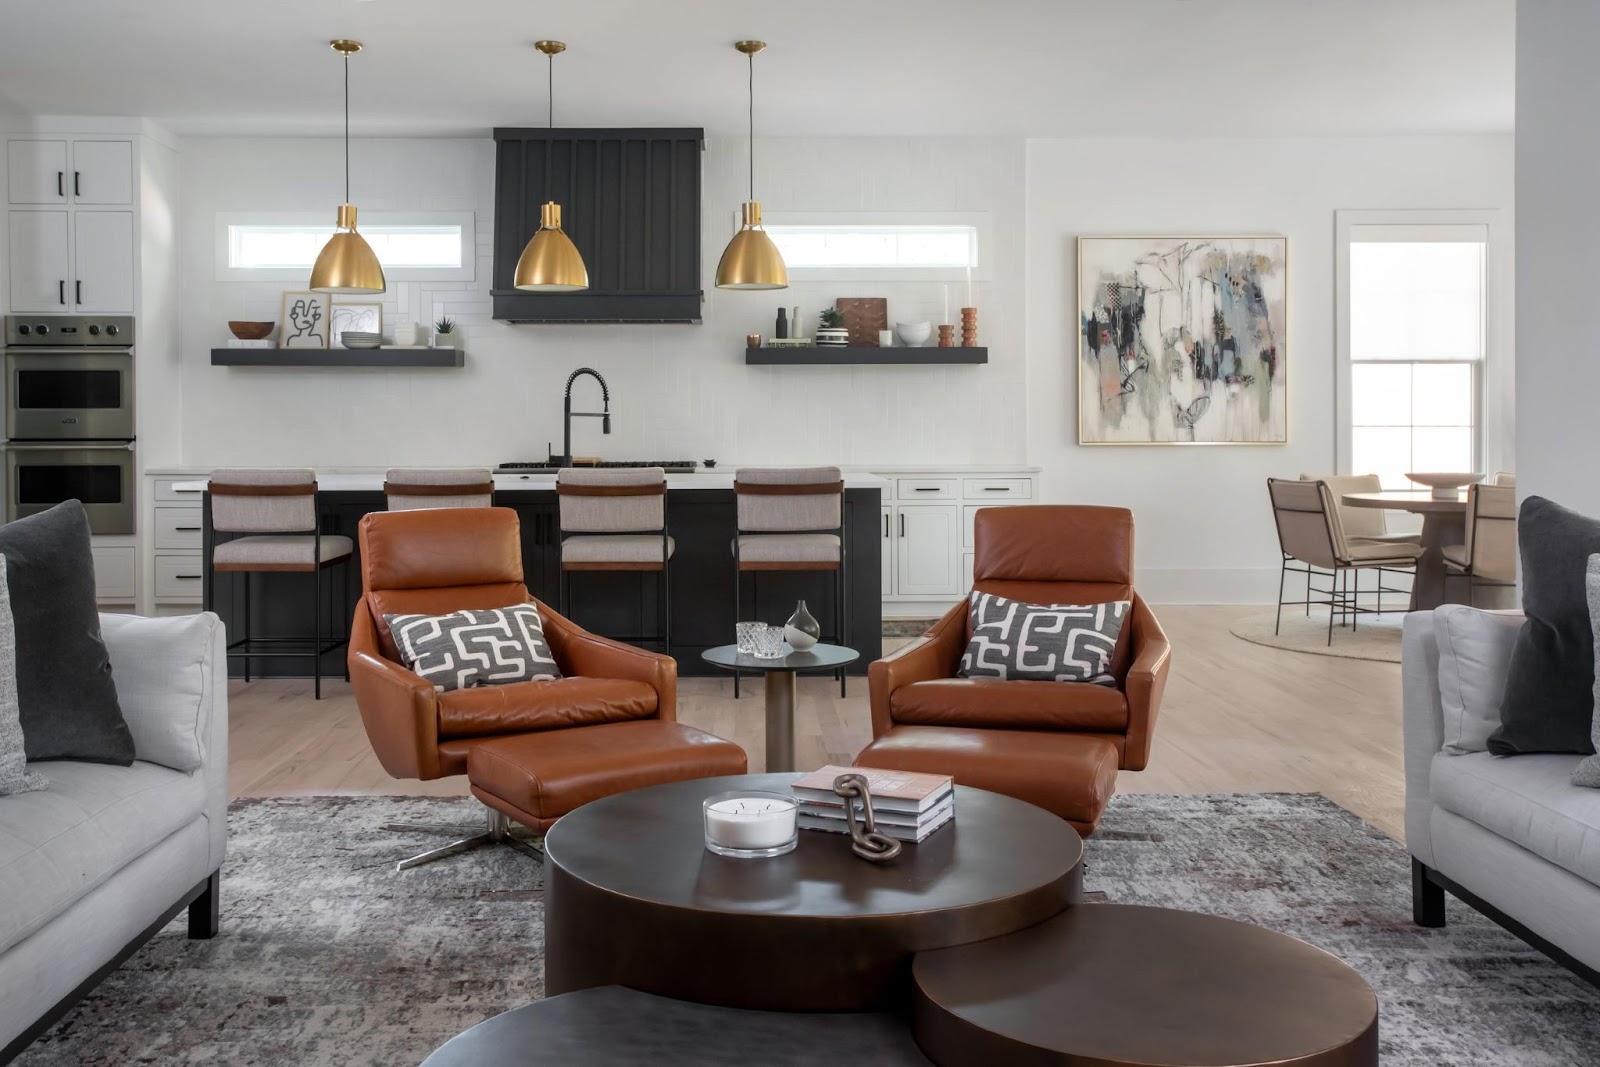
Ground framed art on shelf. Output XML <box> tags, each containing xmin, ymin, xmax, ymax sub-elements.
<box><xmin>1078</xmin><ymin>236</ymin><xmax>1287</xmax><ymax>445</ymax></box>
<box><xmin>330</xmin><ymin>302</ymin><xmax>384</xmax><ymax>348</ymax></box>
<box><xmin>279</xmin><ymin>291</ymin><xmax>331</xmax><ymax>349</ymax></box>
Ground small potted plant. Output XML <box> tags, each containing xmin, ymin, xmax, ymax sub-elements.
<box><xmin>816</xmin><ymin>306</ymin><xmax>850</xmax><ymax>347</ymax></box>
<box><xmin>433</xmin><ymin>316</ymin><xmax>457</xmax><ymax>349</ymax></box>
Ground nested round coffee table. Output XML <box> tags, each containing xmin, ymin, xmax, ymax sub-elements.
<box><xmin>701</xmin><ymin>643</ymin><xmax>858</xmax><ymax>771</ymax></box>
<box><xmin>912</xmin><ymin>904</ymin><xmax>1379</xmax><ymax>1066</ymax></box>
<box><xmin>543</xmin><ymin>772</ymin><xmax>1083</xmax><ymax>1012</ymax></box>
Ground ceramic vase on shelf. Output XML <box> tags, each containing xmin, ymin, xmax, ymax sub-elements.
<box><xmin>783</xmin><ymin>600</ymin><xmax>821</xmax><ymax>651</ymax></box>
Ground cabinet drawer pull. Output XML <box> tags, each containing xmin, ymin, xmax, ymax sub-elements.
<box><xmin>899</xmin><ymin>513</ymin><xmax>905</xmax><ymax>537</ymax></box>
<box><xmin>56</xmin><ymin>171</ymin><xmax>63</xmax><ymax>197</ymax></box>
<box><xmin>75</xmin><ymin>280</ymin><xmax>82</xmax><ymax>305</ymax></box>
<box><xmin>912</xmin><ymin>487</ymin><xmax>941</xmax><ymax>492</ymax></box>
<box><xmin>175</xmin><ymin>574</ymin><xmax>202</xmax><ymax>581</ymax></box>
<box><xmin>882</xmin><ymin>513</ymin><xmax>888</xmax><ymax>538</ymax></box>
<box><xmin>982</xmin><ymin>486</ymin><xmax>1011</xmax><ymax>491</ymax></box>
<box><xmin>174</xmin><ymin>525</ymin><xmax>201</xmax><ymax>532</ymax></box>
<box><xmin>73</xmin><ymin>171</ymin><xmax>81</xmax><ymax>197</ymax></box>
<box><xmin>58</xmin><ymin>280</ymin><xmax>65</xmax><ymax>305</ymax></box>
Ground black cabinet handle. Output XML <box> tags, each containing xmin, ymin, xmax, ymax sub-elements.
<box><xmin>882</xmin><ymin>513</ymin><xmax>888</xmax><ymax>538</ymax></box>
<box><xmin>913</xmin><ymin>487</ymin><xmax>941</xmax><ymax>492</ymax></box>
<box><xmin>982</xmin><ymin>486</ymin><xmax>1012</xmax><ymax>492</ymax></box>
<box><xmin>75</xmin><ymin>280</ymin><xmax>82</xmax><ymax>305</ymax></box>
<box><xmin>899</xmin><ymin>513</ymin><xmax>905</xmax><ymax>537</ymax></box>
<box><xmin>56</xmin><ymin>171</ymin><xmax>63</xmax><ymax>197</ymax></box>
<box><xmin>58</xmin><ymin>280</ymin><xmax>65</xmax><ymax>305</ymax></box>
<box><xmin>174</xmin><ymin>526</ymin><xmax>201</xmax><ymax>532</ymax></box>
<box><xmin>73</xmin><ymin>171</ymin><xmax>81</xmax><ymax>197</ymax></box>
<box><xmin>175</xmin><ymin>574</ymin><xmax>202</xmax><ymax>581</ymax></box>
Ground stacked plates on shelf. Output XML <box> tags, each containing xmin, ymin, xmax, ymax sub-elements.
<box><xmin>340</xmin><ymin>331</ymin><xmax>382</xmax><ymax>349</ymax></box>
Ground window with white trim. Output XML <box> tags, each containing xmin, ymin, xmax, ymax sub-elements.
<box><xmin>215</xmin><ymin>212</ymin><xmax>476</xmax><ymax>282</ymax></box>
<box><xmin>1340</xmin><ymin>222</ymin><xmax>1488</xmax><ymax>490</ymax></box>
<box><xmin>752</xmin><ymin>212</ymin><xmax>989</xmax><ymax>282</ymax></box>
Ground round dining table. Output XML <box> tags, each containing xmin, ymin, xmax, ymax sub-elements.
<box><xmin>1341</xmin><ymin>490</ymin><xmax>1466</xmax><ymax>611</ymax></box>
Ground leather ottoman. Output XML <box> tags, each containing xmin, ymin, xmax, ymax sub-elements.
<box><xmin>854</xmin><ymin>726</ymin><xmax>1119</xmax><ymax>835</ymax></box>
<box><xmin>468</xmin><ymin>720</ymin><xmax>748</xmax><ymax>832</ymax></box>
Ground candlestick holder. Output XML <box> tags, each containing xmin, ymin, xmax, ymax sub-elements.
<box><xmin>937</xmin><ymin>325</ymin><xmax>955</xmax><ymax>348</ymax></box>
<box><xmin>960</xmin><ymin>307</ymin><xmax>978</xmax><ymax>347</ymax></box>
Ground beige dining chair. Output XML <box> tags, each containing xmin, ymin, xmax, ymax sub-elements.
<box><xmin>1267</xmin><ymin>478</ymin><xmax>1424</xmax><ymax>644</ymax></box>
<box><xmin>1299</xmin><ymin>473</ymin><xmax>1419</xmax><ymax>545</ymax></box>
<box><xmin>1490</xmin><ymin>471</ymin><xmax>1517</xmax><ymax>488</ymax></box>
<box><xmin>1442</xmin><ymin>483</ymin><xmax>1517</xmax><ymax>605</ymax></box>
<box><xmin>384</xmin><ymin>468</ymin><xmax>494</xmax><ymax>510</ymax></box>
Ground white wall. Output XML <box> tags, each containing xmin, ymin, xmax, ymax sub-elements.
<box><xmin>1516</xmin><ymin>1</ymin><xmax>1596</xmax><ymax>516</ymax></box>
<box><xmin>1024</xmin><ymin>135</ymin><xmax>1515</xmax><ymax>602</ymax></box>
<box><xmin>172</xmin><ymin>135</ymin><xmax>1026</xmax><ymax>469</ymax></box>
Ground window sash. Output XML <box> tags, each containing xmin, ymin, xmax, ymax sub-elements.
<box><xmin>215</xmin><ymin>211</ymin><xmax>476</xmax><ymax>282</ymax></box>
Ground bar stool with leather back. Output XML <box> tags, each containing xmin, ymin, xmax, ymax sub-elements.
<box><xmin>854</xmin><ymin>506</ymin><xmax>1171</xmax><ymax>836</ymax></box>
<box><xmin>557</xmin><ymin>467</ymin><xmax>672</xmax><ymax>651</ymax></box>
<box><xmin>384</xmin><ymin>468</ymin><xmax>495</xmax><ymax>511</ymax></box>
<box><xmin>347</xmin><ymin>506</ymin><xmax>745</xmax><ymax>871</ymax></box>
<box><xmin>732</xmin><ymin>466</ymin><xmax>848</xmax><ymax>697</ymax></box>
<box><xmin>205</xmin><ymin>468</ymin><xmax>352</xmax><ymax>699</ymax></box>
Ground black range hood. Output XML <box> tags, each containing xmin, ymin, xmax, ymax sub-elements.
<box><xmin>492</xmin><ymin>127</ymin><xmax>704</xmax><ymax>324</ymax></box>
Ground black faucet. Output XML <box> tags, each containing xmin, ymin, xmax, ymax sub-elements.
<box><xmin>550</xmin><ymin>367</ymin><xmax>611</xmax><ymax>468</ymax></box>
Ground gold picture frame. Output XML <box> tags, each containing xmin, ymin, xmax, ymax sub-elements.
<box><xmin>1077</xmin><ymin>235</ymin><xmax>1288</xmax><ymax>446</ymax></box>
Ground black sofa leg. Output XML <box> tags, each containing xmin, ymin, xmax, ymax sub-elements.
<box><xmin>188</xmin><ymin>870</ymin><xmax>220</xmax><ymax>939</ymax></box>
<box><xmin>1412</xmin><ymin>857</ymin><xmax>1446</xmax><ymax>928</ymax></box>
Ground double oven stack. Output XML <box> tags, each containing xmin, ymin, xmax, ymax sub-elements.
<box><xmin>2</xmin><ymin>314</ymin><xmax>135</xmax><ymax>534</ymax></box>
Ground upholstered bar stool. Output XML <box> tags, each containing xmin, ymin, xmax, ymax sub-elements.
<box><xmin>732</xmin><ymin>466</ymin><xmax>848</xmax><ymax>697</ymax></box>
<box><xmin>205</xmin><ymin>468</ymin><xmax>353</xmax><ymax>699</ymax></box>
<box><xmin>384</xmin><ymin>468</ymin><xmax>494</xmax><ymax>510</ymax></box>
<box><xmin>557</xmin><ymin>467</ymin><xmax>673</xmax><ymax>651</ymax></box>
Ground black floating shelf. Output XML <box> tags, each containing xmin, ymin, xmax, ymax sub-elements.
<box><xmin>211</xmin><ymin>347</ymin><xmax>463</xmax><ymax>368</ymax></box>
<box><xmin>745</xmin><ymin>346</ymin><xmax>987</xmax><ymax>366</ymax></box>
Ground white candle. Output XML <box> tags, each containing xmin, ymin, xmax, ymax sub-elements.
<box><xmin>965</xmin><ymin>265</ymin><xmax>973</xmax><ymax>307</ymax></box>
<box><xmin>942</xmin><ymin>284</ymin><xmax>949</xmax><ymax>325</ymax></box>
<box><xmin>704</xmin><ymin>795</ymin><xmax>797</xmax><ymax>851</ymax></box>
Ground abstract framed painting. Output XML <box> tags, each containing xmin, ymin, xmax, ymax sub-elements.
<box><xmin>1078</xmin><ymin>236</ymin><xmax>1288</xmax><ymax>445</ymax></box>
<box><xmin>279</xmin><ymin>291</ymin><xmax>331</xmax><ymax>349</ymax></box>
<box><xmin>330</xmin><ymin>302</ymin><xmax>383</xmax><ymax>348</ymax></box>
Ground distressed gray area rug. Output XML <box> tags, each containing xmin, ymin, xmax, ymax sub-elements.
<box><xmin>17</xmin><ymin>793</ymin><xmax>1600</xmax><ymax>1066</ymax></box>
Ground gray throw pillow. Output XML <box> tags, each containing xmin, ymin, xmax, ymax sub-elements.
<box><xmin>1434</xmin><ymin>605</ymin><xmax>1524</xmax><ymax>755</ymax></box>
<box><xmin>384</xmin><ymin>603</ymin><xmax>562</xmax><ymax>692</ymax></box>
<box><xmin>1490</xmin><ymin>496</ymin><xmax>1600</xmax><ymax>756</ymax></box>
<box><xmin>957</xmin><ymin>591</ymin><xmax>1129</xmax><ymax>685</ymax></box>
<box><xmin>0</xmin><ymin>501</ymin><xmax>132</xmax><ymax>764</ymax></box>
<box><xmin>1573</xmin><ymin>556</ymin><xmax>1600</xmax><ymax>787</ymax></box>
<box><xmin>0</xmin><ymin>560</ymin><xmax>46</xmax><ymax>796</ymax></box>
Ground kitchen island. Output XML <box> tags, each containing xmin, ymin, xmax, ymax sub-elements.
<box><xmin>175</xmin><ymin>471</ymin><xmax>885</xmax><ymax>680</ymax></box>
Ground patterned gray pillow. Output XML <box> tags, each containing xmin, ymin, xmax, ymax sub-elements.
<box><xmin>384</xmin><ymin>603</ymin><xmax>562</xmax><ymax>692</ymax></box>
<box><xmin>957</xmin><ymin>591</ymin><xmax>1130</xmax><ymax>685</ymax></box>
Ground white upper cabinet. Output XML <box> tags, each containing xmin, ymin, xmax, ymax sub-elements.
<box><xmin>73</xmin><ymin>211</ymin><xmax>135</xmax><ymax>311</ymax></box>
<box><xmin>69</xmin><ymin>141</ymin><xmax>134</xmax><ymax>205</ymax></box>
<box><xmin>8</xmin><ymin>140</ymin><xmax>69</xmax><ymax>204</ymax></box>
<box><xmin>8</xmin><ymin>210</ymin><xmax>71</xmax><ymax>311</ymax></box>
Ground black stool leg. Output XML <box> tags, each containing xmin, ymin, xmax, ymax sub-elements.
<box><xmin>242</xmin><ymin>572</ymin><xmax>251</xmax><ymax>683</ymax></box>
<box><xmin>342</xmin><ymin>560</ymin><xmax>351</xmax><ymax>682</ymax></box>
<box><xmin>313</xmin><ymin>557</ymin><xmax>322</xmax><ymax>701</ymax></box>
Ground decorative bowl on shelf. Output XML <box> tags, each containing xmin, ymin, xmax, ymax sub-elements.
<box><xmin>340</xmin><ymin>331</ymin><xmax>382</xmax><ymax>350</ymax></box>
<box><xmin>228</xmin><ymin>321</ymin><xmax>275</xmax><ymax>341</ymax></box>
<box><xmin>1406</xmin><ymin>472</ymin><xmax>1483</xmax><ymax>500</ymax></box>
<box><xmin>896</xmin><ymin>321</ymin><xmax>931</xmax><ymax>347</ymax></box>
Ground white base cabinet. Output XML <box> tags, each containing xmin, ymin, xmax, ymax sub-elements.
<box><xmin>151</xmin><ymin>477</ymin><xmax>205</xmax><ymax>609</ymax></box>
<box><xmin>872</xmin><ymin>468</ymin><xmax>1039</xmax><ymax>617</ymax></box>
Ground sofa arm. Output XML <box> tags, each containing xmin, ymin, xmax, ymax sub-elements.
<box><xmin>100</xmin><ymin>611</ymin><xmax>225</xmax><ymax>774</ymax></box>
<box><xmin>348</xmin><ymin>599</ymin><xmax>443</xmax><ymax>780</ymax></box>
<box><xmin>1402</xmin><ymin>611</ymin><xmax>1445</xmax><ymax>867</ymax></box>
<box><xmin>868</xmin><ymin>600</ymin><xmax>966</xmax><ymax>737</ymax></box>
<box><xmin>536</xmin><ymin>599</ymin><xmax>679</xmax><ymax>723</ymax></box>
<box><xmin>1122</xmin><ymin>595</ymin><xmax>1171</xmax><ymax>772</ymax></box>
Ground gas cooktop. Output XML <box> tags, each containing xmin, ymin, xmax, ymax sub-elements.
<box><xmin>498</xmin><ymin>460</ymin><xmax>700</xmax><ymax>473</ymax></box>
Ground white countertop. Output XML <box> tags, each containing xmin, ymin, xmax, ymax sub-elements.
<box><xmin>166</xmin><ymin>470</ymin><xmax>889</xmax><ymax>494</ymax></box>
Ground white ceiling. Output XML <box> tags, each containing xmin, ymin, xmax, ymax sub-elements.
<box><xmin>0</xmin><ymin>0</ymin><xmax>1515</xmax><ymax>139</ymax></box>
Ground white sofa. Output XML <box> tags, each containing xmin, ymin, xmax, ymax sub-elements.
<box><xmin>1403</xmin><ymin>607</ymin><xmax>1600</xmax><ymax>980</ymax></box>
<box><xmin>0</xmin><ymin>612</ymin><xmax>228</xmax><ymax>1058</ymax></box>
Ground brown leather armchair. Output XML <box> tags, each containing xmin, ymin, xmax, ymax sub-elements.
<box><xmin>856</xmin><ymin>505</ymin><xmax>1171</xmax><ymax>834</ymax></box>
<box><xmin>349</xmin><ymin>507</ymin><xmax>745</xmax><ymax>868</ymax></box>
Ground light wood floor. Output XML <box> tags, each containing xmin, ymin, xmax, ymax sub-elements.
<box><xmin>229</xmin><ymin>605</ymin><xmax>1407</xmax><ymax>841</ymax></box>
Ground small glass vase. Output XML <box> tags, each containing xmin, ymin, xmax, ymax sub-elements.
<box><xmin>784</xmin><ymin>600</ymin><xmax>821</xmax><ymax>651</ymax></box>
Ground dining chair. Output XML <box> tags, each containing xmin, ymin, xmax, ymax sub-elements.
<box><xmin>384</xmin><ymin>468</ymin><xmax>494</xmax><ymax>510</ymax></box>
<box><xmin>1490</xmin><ymin>471</ymin><xmax>1517</xmax><ymax>488</ymax></box>
<box><xmin>1299</xmin><ymin>473</ymin><xmax>1419</xmax><ymax>544</ymax></box>
<box><xmin>1442</xmin><ymin>482</ymin><xmax>1517</xmax><ymax>605</ymax></box>
<box><xmin>205</xmin><ymin>468</ymin><xmax>352</xmax><ymax>698</ymax></box>
<box><xmin>1267</xmin><ymin>478</ymin><xmax>1423</xmax><ymax>644</ymax></box>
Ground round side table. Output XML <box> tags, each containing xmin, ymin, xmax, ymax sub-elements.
<box><xmin>701</xmin><ymin>643</ymin><xmax>858</xmax><ymax>772</ymax></box>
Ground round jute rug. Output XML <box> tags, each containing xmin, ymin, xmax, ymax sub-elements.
<box><xmin>1229</xmin><ymin>608</ymin><xmax>1404</xmax><ymax>663</ymax></box>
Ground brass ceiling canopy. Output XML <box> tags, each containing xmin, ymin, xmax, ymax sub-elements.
<box><xmin>515</xmin><ymin>40</ymin><xmax>589</xmax><ymax>292</ymax></box>
<box><xmin>716</xmin><ymin>39</ymin><xmax>787</xmax><ymax>290</ymax></box>
<box><xmin>310</xmin><ymin>38</ymin><xmax>385</xmax><ymax>294</ymax></box>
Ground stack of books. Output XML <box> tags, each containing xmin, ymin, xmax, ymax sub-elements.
<box><xmin>790</xmin><ymin>765</ymin><xmax>955</xmax><ymax>843</ymax></box>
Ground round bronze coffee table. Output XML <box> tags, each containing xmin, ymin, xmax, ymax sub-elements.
<box><xmin>912</xmin><ymin>903</ymin><xmax>1379</xmax><ymax>1066</ymax></box>
<box><xmin>544</xmin><ymin>772</ymin><xmax>1083</xmax><ymax>1012</ymax></box>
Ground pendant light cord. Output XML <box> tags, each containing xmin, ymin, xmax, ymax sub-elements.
<box><xmin>747</xmin><ymin>51</ymin><xmax>755</xmax><ymax>202</ymax></box>
<box><xmin>548</xmin><ymin>51</ymin><xmax>555</xmax><ymax>130</ymax></box>
<box><xmin>343</xmin><ymin>52</ymin><xmax>350</xmax><ymax>206</ymax></box>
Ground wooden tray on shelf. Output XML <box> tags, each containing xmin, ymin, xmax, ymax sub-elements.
<box><xmin>836</xmin><ymin>298</ymin><xmax>888</xmax><ymax>347</ymax></box>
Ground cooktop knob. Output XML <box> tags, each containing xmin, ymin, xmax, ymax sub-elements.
<box><xmin>88</xmin><ymin>324</ymin><xmax>101</xmax><ymax>336</ymax></box>
<box><xmin>34</xmin><ymin>324</ymin><xmax>49</xmax><ymax>336</ymax></box>
<box><xmin>104</xmin><ymin>323</ymin><xmax>119</xmax><ymax>337</ymax></box>
<box><xmin>15</xmin><ymin>324</ymin><xmax>28</xmax><ymax>336</ymax></box>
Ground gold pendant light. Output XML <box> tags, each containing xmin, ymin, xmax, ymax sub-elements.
<box><xmin>514</xmin><ymin>40</ymin><xmax>589</xmax><ymax>292</ymax></box>
<box><xmin>310</xmin><ymin>40</ymin><xmax>385</xmax><ymax>294</ymax></box>
<box><xmin>715</xmin><ymin>40</ymin><xmax>787</xmax><ymax>290</ymax></box>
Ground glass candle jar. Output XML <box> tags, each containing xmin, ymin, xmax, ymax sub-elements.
<box><xmin>749</xmin><ymin>624</ymin><xmax>787</xmax><ymax>659</ymax></box>
<box><xmin>703</xmin><ymin>791</ymin><xmax>799</xmax><ymax>858</ymax></box>
<box><xmin>735</xmin><ymin>621</ymin><xmax>765</xmax><ymax>654</ymax></box>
